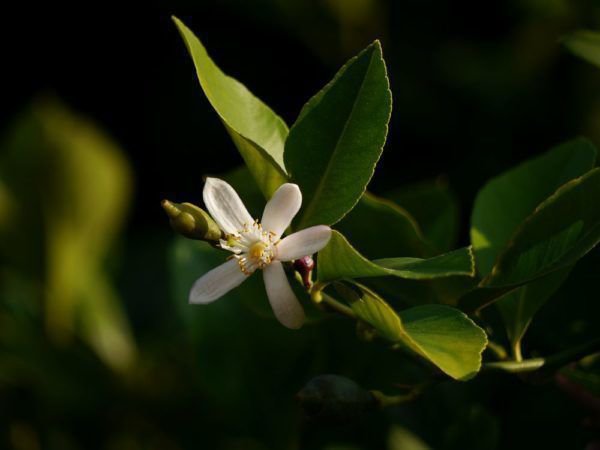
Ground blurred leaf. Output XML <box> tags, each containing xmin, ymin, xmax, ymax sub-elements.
<box><xmin>386</xmin><ymin>179</ymin><xmax>460</xmax><ymax>253</ymax></box>
<box><xmin>285</xmin><ymin>40</ymin><xmax>392</xmax><ymax>228</ymax></box>
<box><xmin>443</xmin><ymin>404</ymin><xmax>500</xmax><ymax>450</ymax></box>
<box><xmin>297</xmin><ymin>374</ymin><xmax>376</xmax><ymax>423</ymax></box>
<box><xmin>496</xmin><ymin>267</ymin><xmax>571</xmax><ymax>349</ymax></box>
<box><xmin>336</xmin><ymin>283</ymin><xmax>487</xmax><ymax>380</ymax></box>
<box><xmin>317</xmin><ymin>231</ymin><xmax>474</xmax><ymax>282</ymax></box>
<box><xmin>0</xmin><ymin>99</ymin><xmax>136</xmax><ymax>372</ymax></box>
<box><xmin>563</xmin><ymin>30</ymin><xmax>600</xmax><ymax>69</ymax></box>
<box><xmin>336</xmin><ymin>192</ymin><xmax>431</xmax><ymax>259</ymax></box>
<box><xmin>560</xmin><ymin>363</ymin><xmax>600</xmax><ymax>397</ymax></box>
<box><xmin>173</xmin><ymin>17</ymin><xmax>288</xmax><ymax>198</ymax></box>
<box><xmin>483</xmin><ymin>168</ymin><xmax>600</xmax><ymax>287</ymax></box>
<box><xmin>388</xmin><ymin>426</ymin><xmax>431</xmax><ymax>450</ymax></box>
<box><xmin>471</xmin><ymin>138</ymin><xmax>596</xmax><ymax>277</ymax></box>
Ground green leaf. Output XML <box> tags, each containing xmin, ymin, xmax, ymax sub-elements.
<box><xmin>317</xmin><ymin>231</ymin><xmax>475</xmax><ymax>282</ymax></box>
<box><xmin>0</xmin><ymin>99</ymin><xmax>136</xmax><ymax>372</ymax></box>
<box><xmin>285</xmin><ymin>41</ymin><xmax>392</xmax><ymax>228</ymax></box>
<box><xmin>563</xmin><ymin>30</ymin><xmax>600</xmax><ymax>69</ymax></box>
<box><xmin>386</xmin><ymin>179</ymin><xmax>460</xmax><ymax>252</ymax></box>
<box><xmin>496</xmin><ymin>267</ymin><xmax>571</xmax><ymax>349</ymax></box>
<box><xmin>399</xmin><ymin>305</ymin><xmax>487</xmax><ymax>381</ymax></box>
<box><xmin>483</xmin><ymin>168</ymin><xmax>600</xmax><ymax>287</ymax></box>
<box><xmin>335</xmin><ymin>192</ymin><xmax>431</xmax><ymax>259</ymax></box>
<box><xmin>336</xmin><ymin>283</ymin><xmax>487</xmax><ymax>380</ymax></box>
<box><xmin>471</xmin><ymin>138</ymin><xmax>597</xmax><ymax>277</ymax></box>
<box><xmin>335</xmin><ymin>283</ymin><xmax>404</xmax><ymax>342</ymax></box>
<box><xmin>173</xmin><ymin>16</ymin><xmax>288</xmax><ymax>198</ymax></box>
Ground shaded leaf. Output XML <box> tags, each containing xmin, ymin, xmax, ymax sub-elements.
<box><xmin>483</xmin><ymin>168</ymin><xmax>600</xmax><ymax>287</ymax></box>
<box><xmin>285</xmin><ymin>41</ymin><xmax>392</xmax><ymax>228</ymax></box>
<box><xmin>471</xmin><ymin>138</ymin><xmax>596</xmax><ymax>276</ymax></box>
<box><xmin>496</xmin><ymin>267</ymin><xmax>571</xmax><ymax>348</ymax></box>
<box><xmin>386</xmin><ymin>179</ymin><xmax>460</xmax><ymax>252</ymax></box>
<box><xmin>563</xmin><ymin>30</ymin><xmax>600</xmax><ymax>69</ymax></box>
<box><xmin>336</xmin><ymin>192</ymin><xmax>431</xmax><ymax>259</ymax></box>
<box><xmin>173</xmin><ymin>17</ymin><xmax>288</xmax><ymax>198</ymax></box>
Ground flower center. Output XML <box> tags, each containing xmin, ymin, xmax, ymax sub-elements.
<box><xmin>219</xmin><ymin>221</ymin><xmax>276</xmax><ymax>275</ymax></box>
<box><xmin>249</xmin><ymin>241</ymin><xmax>267</xmax><ymax>260</ymax></box>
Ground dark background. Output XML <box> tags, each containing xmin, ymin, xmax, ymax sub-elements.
<box><xmin>4</xmin><ymin>0</ymin><xmax>600</xmax><ymax>231</ymax></box>
<box><xmin>1</xmin><ymin>1</ymin><xmax>600</xmax><ymax>449</ymax></box>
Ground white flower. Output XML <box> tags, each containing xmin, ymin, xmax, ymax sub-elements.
<box><xmin>189</xmin><ymin>177</ymin><xmax>332</xmax><ymax>329</ymax></box>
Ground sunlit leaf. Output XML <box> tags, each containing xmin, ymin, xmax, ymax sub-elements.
<box><xmin>335</xmin><ymin>283</ymin><xmax>487</xmax><ymax>380</ymax></box>
<box><xmin>285</xmin><ymin>41</ymin><xmax>392</xmax><ymax>228</ymax></box>
<box><xmin>173</xmin><ymin>16</ymin><xmax>288</xmax><ymax>198</ymax></box>
<box><xmin>335</xmin><ymin>282</ymin><xmax>404</xmax><ymax>342</ymax></box>
<box><xmin>317</xmin><ymin>231</ymin><xmax>474</xmax><ymax>282</ymax></box>
<box><xmin>399</xmin><ymin>304</ymin><xmax>487</xmax><ymax>381</ymax></box>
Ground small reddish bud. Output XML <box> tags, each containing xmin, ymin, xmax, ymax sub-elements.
<box><xmin>293</xmin><ymin>255</ymin><xmax>314</xmax><ymax>288</ymax></box>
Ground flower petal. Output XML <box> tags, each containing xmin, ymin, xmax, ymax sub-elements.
<box><xmin>261</xmin><ymin>183</ymin><xmax>302</xmax><ymax>238</ymax></box>
<box><xmin>275</xmin><ymin>225</ymin><xmax>332</xmax><ymax>261</ymax></box>
<box><xmin>189</xmin><ymin>258</ymin><xmax>247</xmax><ymax>304</ymax></box>
<box><xmin>263</xmin><ymin>261</ymin><xmax>305</xmax><ymax>329</ymax></box>
<box><xmin>203</xmin><ymin>177</ymin><xmax>254</xmax><ymax>235</ymax></box>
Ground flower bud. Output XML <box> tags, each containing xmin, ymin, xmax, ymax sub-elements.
<box><xmin>293</xmin><ymin>255</ymin><xmax>314</xmax><ymax>288</ymax></box>
<box><xmin>161</xmin><ymin>199</ymin><xmax>222</xmax><ymax>241</ymax></box>
<box><xmin>296</xmin><ymin>374</ymin><xmax>376</xmax><ymax>423</ymax></box>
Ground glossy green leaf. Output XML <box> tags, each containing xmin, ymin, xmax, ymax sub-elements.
<box><xmin>335</xmin><ymin>283</ymin><xmax>404</xmax><ymax>342</ymax></box>
<box><xmin>563</xmin><ymin>30</ymin><xmax>600</xmax><ymax>69</ymax></box>
<box><xmin>496</xmin><ymin>268</ymin><xmax>571</xmax><ymax>349</ymax></box>
<box><xmin>317</xmin><ymin>231</ymin><xmax>475</xmax><ymax>282</ymax></box>
<box><xmin>335</xmin><ymin>283</ymin><xmax>486</xmax><ymax>380</ymax></box>
<box><xmin>335</xmin><ymin>192</ymin><xmax>430</xmax><ymax>259</ymax></box>
<box><xmin>173</xmin><ymin>17</ymin><xmax>288</xmax><ymax>198</ymax></box>
<box><xmin>399</xmin><ymin>305</ymin><xmax>487</xmax><ymax>381</ymax></box>
<box><xmin>471</xmin><ymin>138</ymin><xmax>596</xmax><ymax>276</ymax></box>
<box><xmin>483</xmin><ymin>168</ymin><xmax>600</xmax><ymax>287</ymax></box>
<box><xmin>285</xmin><ymin>41</ymin><xmax>392</xmax><ymax>228</ymax></box>
<box><xmin>386</xmin><ymin>179</ymin><xmax>460</xmax><ymax>252</ymax></box>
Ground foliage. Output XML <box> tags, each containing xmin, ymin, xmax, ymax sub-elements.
<box><xmin>1</xmin><ymin>7</ymin><xmax>600</xmax><ymax>450</ymax></box>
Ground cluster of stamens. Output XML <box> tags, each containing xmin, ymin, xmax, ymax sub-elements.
<box><xmin>219</xmin><ymin>220</ymin><xmax>277</xmax><ymax>275</ymax></box>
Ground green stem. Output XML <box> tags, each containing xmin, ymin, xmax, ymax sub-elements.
<box><xmin>370</xmin><ymin>383</ymin><xmax>429</xmax><ymax>408</ymax></box>
<box><xmin>483</xmin><ymin>337</ymin><xmax>600</xmax><ymax>373</ymax></box>
<box><xmin>512</xmin><ymin>339</ymin><xmax>523</xmax><ymax>362</ymax></box>
<box><xmin>486</xmin><ymin>340</ymin><xmax>509</xmax><ymax>360</ymax></box>
<box><xmin>309</xmin><ymin>281</ymin><xmax>356</xmax><ymax>319</ymax></box>
<box><xmin>483</xmin><ymin>358</ymin><xmax>545</xmax><ymax>373</ymax></box>
<box><xmin>320</xmin><ymin>293</ymin><xmax>356</xmax><ymax>319</ymax></box>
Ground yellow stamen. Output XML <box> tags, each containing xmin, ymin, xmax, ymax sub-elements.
<box><xmin>249</xmin><ymin>241</ymin><xmax>266</xmax><ymax>260</ymax></box>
